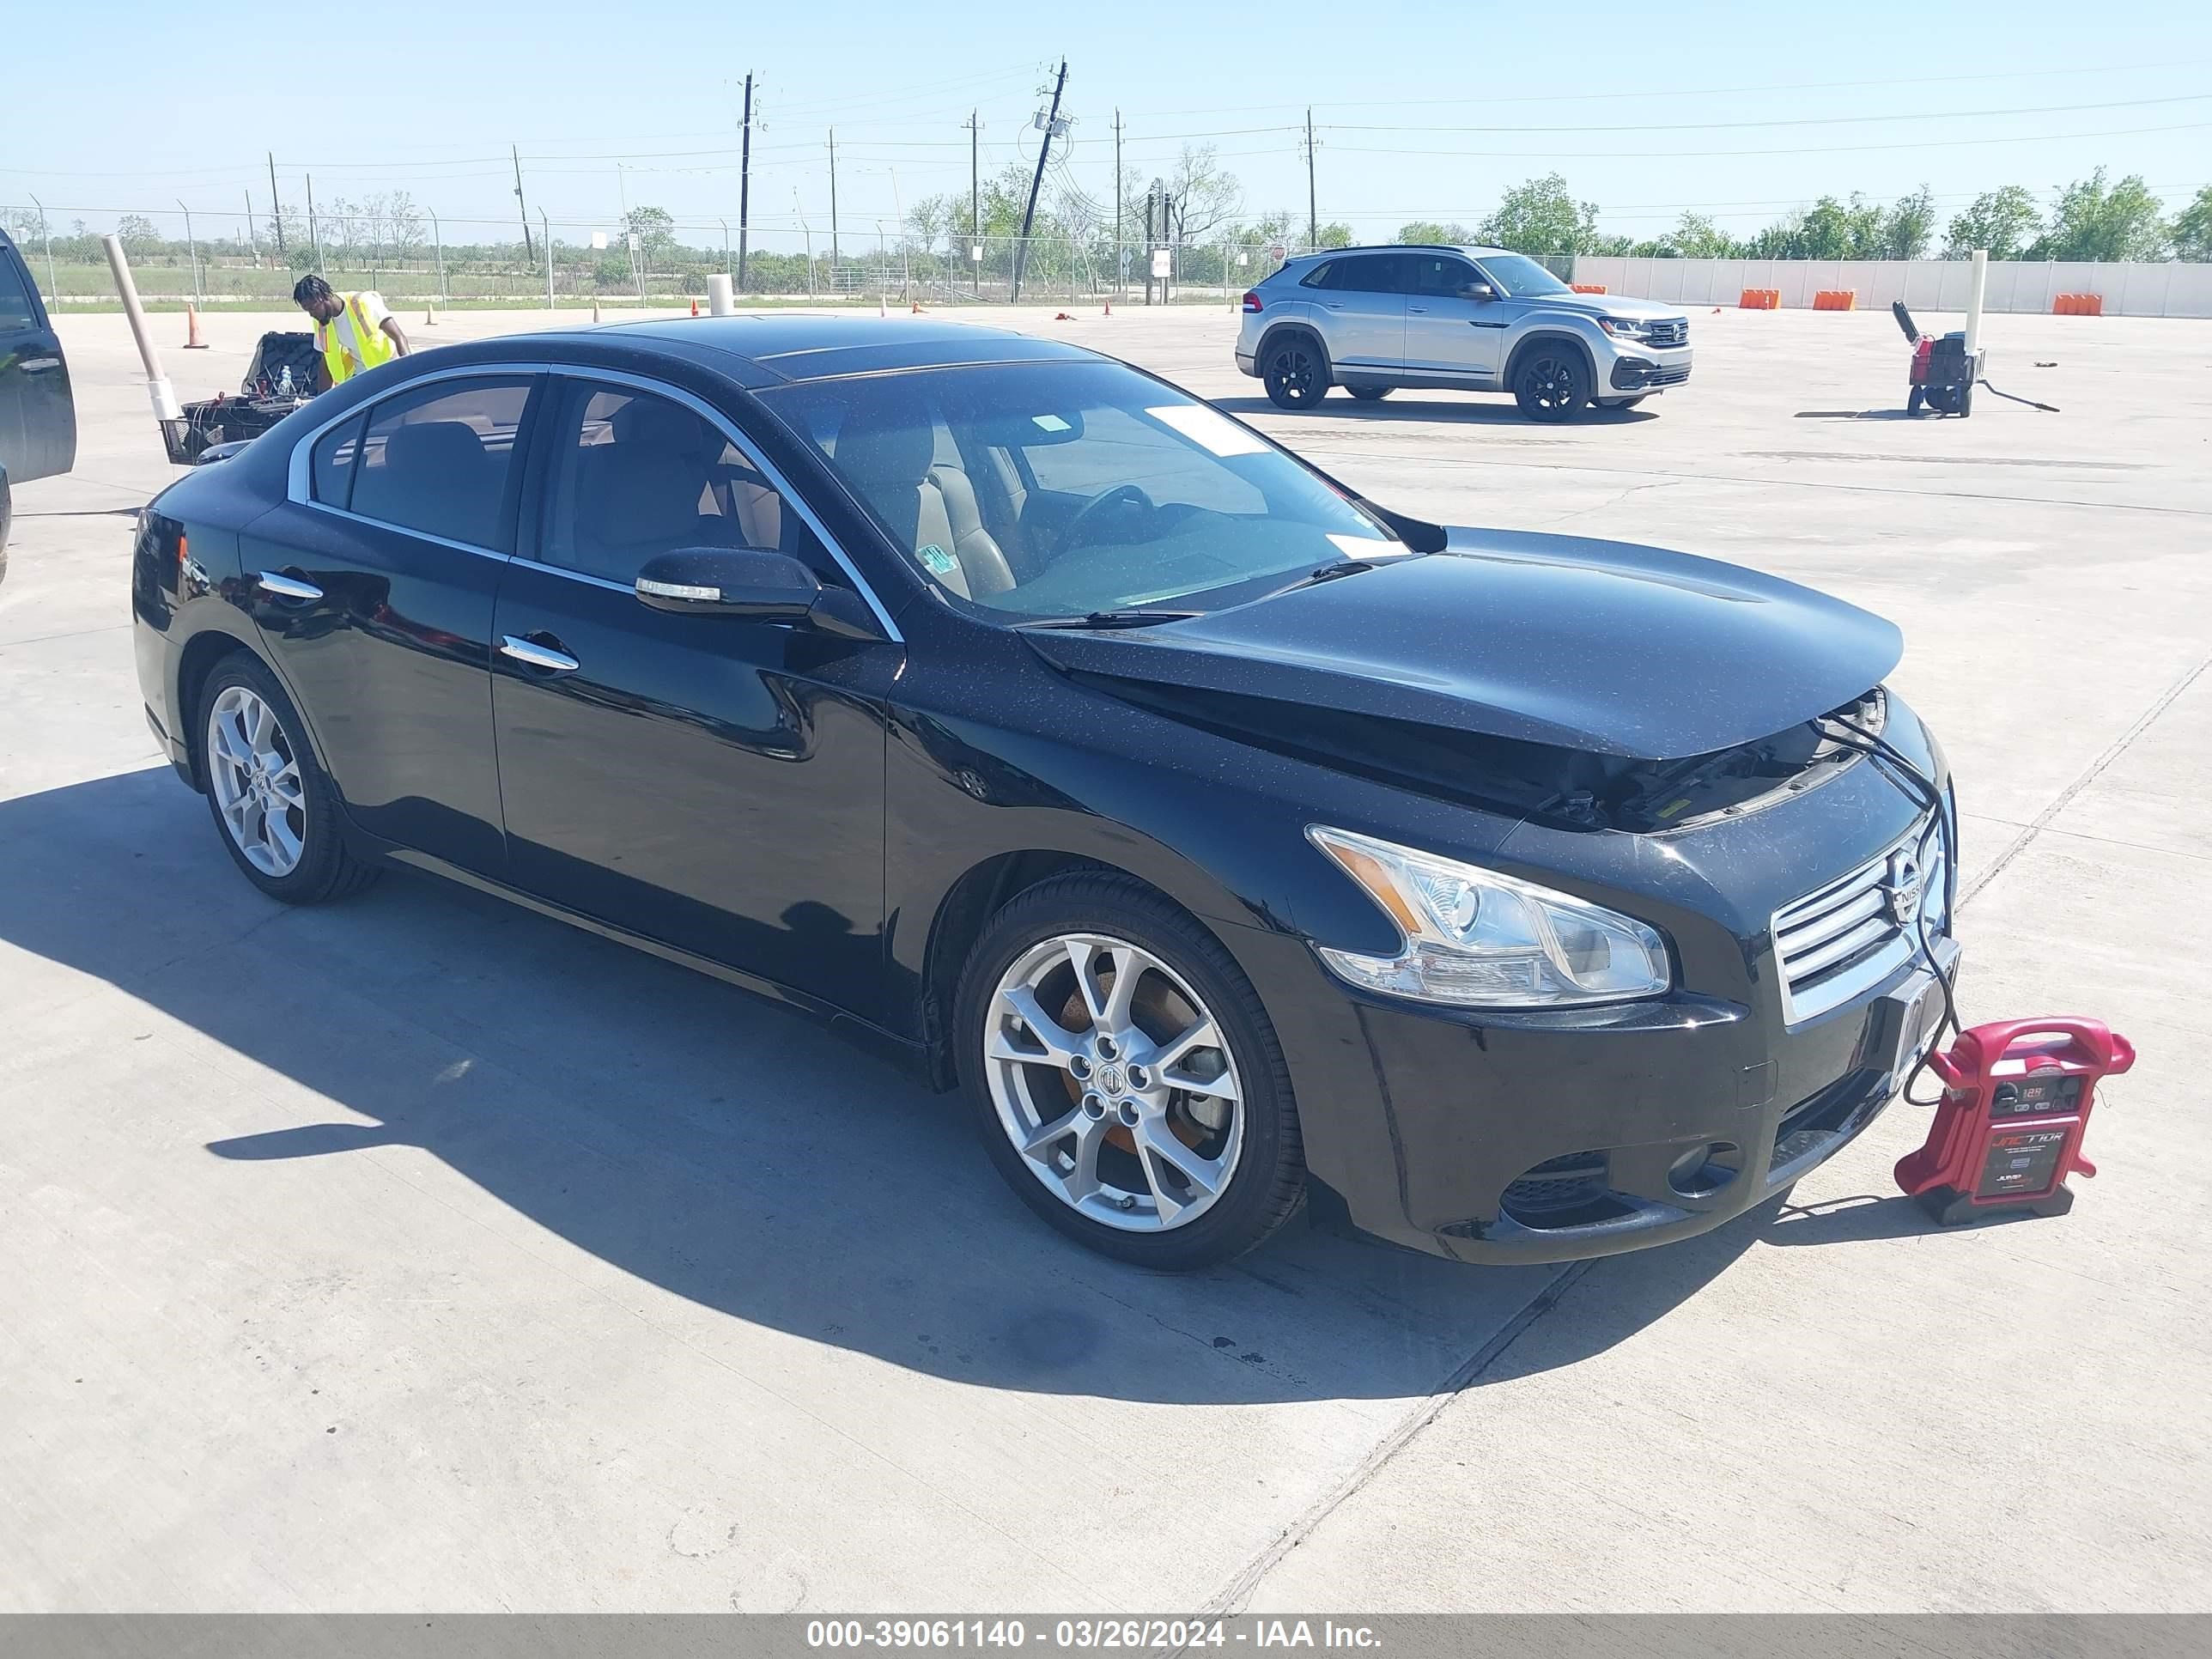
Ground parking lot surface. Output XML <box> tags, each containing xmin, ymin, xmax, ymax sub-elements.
<box><xmin>3</xmin><ymin>301</ymin><xmax>2209</xmax><ymax>1611</ymax></box>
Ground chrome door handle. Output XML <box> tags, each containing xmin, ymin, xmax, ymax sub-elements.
<box><xmin>257</xmin><ymin>571</ymin><xmax>323</xmax><ymax>601</ymax></box>
<box><xmin>1407</xmin><ymin>306</ymin><xmax>1428</xmax><ymax>313</ymax></box>
<box><xmin>21</xmin><ymin>356</ymin><xmax>62</xmax><ymax>373</ymax></box>
<box><xmin>500</xmin><ymin>634</ymin><xmax>580</xmax><ymax>673</ymax></box>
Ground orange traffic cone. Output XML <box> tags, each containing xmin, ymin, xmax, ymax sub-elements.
<box><xmin>182</xmin><ymin>305</ymin><xmax>209</xmax><ymax>349</ymax></box>
<box><xmin>422</xmin><ymin>301</ymin><xmax>437</xmax><ymax>327</ymax></box>
<box><xmin>592</xmin><ymin>296</ymin><xmax>603</xmax><ymax>323</ymax></box>
<box><xmin>1102</xmin><ymin>299</ymin><xmax>1112</xmax><ymax>317</ymax></box>
<box><xmin>690</xmin><ymin>297</ymin><xmax>700</xmax><ymax>317</ymax></box>
<box><xmin>1054</xmin><ymin>311</ymin><xmax>1075</xmax><ymax>321</ymax></box>
<box><xmin>911</xmin><ymin>301</ymin><xmax>924</xmax><ymax>314</ymax></box>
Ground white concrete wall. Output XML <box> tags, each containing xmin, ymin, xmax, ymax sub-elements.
<box><xmin>1570</xmin><ymin>257</ymin><xmax>2212</xmax><ymax>318</ymax></box>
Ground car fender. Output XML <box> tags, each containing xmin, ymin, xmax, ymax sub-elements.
<box><xmin>1504</xmin><ymin>323</ymin><xmax>1601</xmax><ymax>386</ymax></box>
<box><xmin>1253</xmin><ymin>318</ymin><xmax>1331</xmax><ymax>372</ymax></box>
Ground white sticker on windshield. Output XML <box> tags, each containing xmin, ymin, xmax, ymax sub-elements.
<box><xmin>1145</xmin><ymin>404</ymin><xmax>1267</xmax><ymax>457</ymax></box>
<box><xmin>1327</xmin><ymin>533</ymin><xmax>1393</xmax><ymax>559</ymax></box>
<box><xmin>1031</xmin><ymin>413</ymin><xmax>1072</xmax><ymax>432</ymax></box>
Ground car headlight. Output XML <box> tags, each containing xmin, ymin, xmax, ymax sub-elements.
<box><xmin>1595</xmin><ymin>315</ymin><xmax>1651</xmax><ymax>340</ymax></box>
<box><xmin>1307</xmin><ymin>826</ymin><xmax>1672</xmax><ymax>1008</ymax></box>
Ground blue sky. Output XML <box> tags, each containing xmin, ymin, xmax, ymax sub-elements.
<box><xmin>4</xmin><ymin>2</ymin><xmax>2209</xmax><ymax>248</ymax></box>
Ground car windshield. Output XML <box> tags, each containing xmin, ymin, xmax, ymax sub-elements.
<box><xmin>755</xmin><ymin>360</ymin><xmax>1402</xmax><ymax>622</ymax></box>
<box><xmin>1474</xmin><ymin>253</ymin><xmax>1571</xmax><ymax>298</ymax></box>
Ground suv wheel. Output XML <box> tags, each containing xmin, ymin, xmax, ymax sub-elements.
<box><xmin>956</xmin><ymin>872</ymin><xmax>1306</xmax><ymax>1269</ymax></box>
<box><xmin>198</xmin><ymin>653</ymin><xmax>380</xmax><ymax>904</ymax></box>
<box><xmin>1261</xmin><ymin>335</ymin><xmax>1328</xmax><ymax>410</ymax></box>
<box><xmin>1513</xmin><ymin>345</ymin><xmax>1592</xmax><ymax>422</ymax></box>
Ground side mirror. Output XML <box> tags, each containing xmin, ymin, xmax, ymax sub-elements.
<box><xmin>635</xmin><ymin>546</ymin><xmax>823</xmax><ymax>620</ymax></box>
<box><xmin>1461</xmin><ymin>283</ymin><xmax>1497</xmax><ymax>302</ymax></box>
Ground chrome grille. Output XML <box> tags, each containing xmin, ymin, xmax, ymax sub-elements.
<box><xmin>1772</xmin><ymin>815</ymin><xmax>1948</xmax><ymax>1024</ymax></box>
<box><xmin>1644</xmin><ymin>317</ymin><xmax>1689</xmax><ymax>349</ymax></box>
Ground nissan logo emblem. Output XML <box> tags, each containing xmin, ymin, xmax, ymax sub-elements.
<box><xmin>1886</xmin><ymin>850</ymin><xmax>1924</xmax><ymax>927</ymax></box>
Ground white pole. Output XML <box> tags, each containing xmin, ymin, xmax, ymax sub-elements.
<box><xmin>102</xmin><ymin>235</ymin><xmax>182</xmax><ymax>437</ymax></box>
<box><xmin>179</xmin><ymin>201</ymin><xmax>203</xmax><ymax>307</ymax></box>
<box><xmin>1965</xmin><ymin>248</ymin><xmax>1988</xmax><ymax>362</ymax></box>
<box><xmin>543</xmin><ymin>213</ymin><xmax>555</xmax><ymax>310</ymax></box>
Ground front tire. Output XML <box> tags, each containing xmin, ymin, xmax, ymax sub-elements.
<box><xmin>955</xmin><ymin>872</ymin><xmax>1305</xmax><ymax>1269</ymax></box>
<box><xmin>1513</xmin><ymin>344</ymin><xmax>1592</xmax><ymax>422</ymax></box>
<box><xmin>198</xmin><ymin>653</ymin><xmax>380</xmax><ymax>905</ymax></box>
<box><xmin>1261</xmin><ymin>334</ymin><xmax>1329</xmax><ymax>410</ymax></box>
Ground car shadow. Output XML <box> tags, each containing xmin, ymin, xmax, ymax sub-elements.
<box><xmin>4</xmin><ymin>767</ymin><xmax>1792</xmax><ymax>1407</ymax></box>
<box><xmin>1211</xmin><ymin>396</ymin><xmax>1660</xmax><ymax>427</ymax></box>
<box><xmin>1793</xmin><ymin>409</ymin><xmax>1929</xmax><ymax>422</ymax></box>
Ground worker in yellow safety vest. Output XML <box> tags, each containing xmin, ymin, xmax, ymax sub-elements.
<box><xmin>293</xmin><ymin>273</ymin><xmax>411</xmax><ymax>392</ymax></box>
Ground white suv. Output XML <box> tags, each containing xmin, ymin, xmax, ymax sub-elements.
<box><xmin>1235</xmin><ymin>246</ymin><xmax>1692</xmax><ymax>422</ymax></box>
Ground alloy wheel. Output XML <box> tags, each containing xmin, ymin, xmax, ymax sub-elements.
<box><xmin>1265</xmin><ymin>344</ymin><xmax>1318</xmax><ymax>407</ymax></box>
<box><xmin>1522</xmin><ymin>354</ymin><xmax>1579</xmax><ymax>416</ymax></box>
<box><xmin>984</xmin><ymin>932</ymin><xmax>1244</xmax><ymax>1232</ymax></box>
<box><xmin>206</xmin><ymin>684</ymin><xmax>307</xmax><ymax>877</ymax></box>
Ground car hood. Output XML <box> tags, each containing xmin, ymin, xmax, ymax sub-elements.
<box><xmin>1021</xmin><ymin>530</ymin><xmax>1901</xmax><ymax>762</ymax></box>
<box><xmin>1532</xmin><ymin>294</ymin><xmax>1682</xmax><ymax>323</ymax></box>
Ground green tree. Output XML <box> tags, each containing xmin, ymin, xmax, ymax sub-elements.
<box><xmin>1313</xmin><ymin>222</ymin><xmax>1355</xmax><ymax>249</ymax></box>
<box><xmin>1479</xmin><ymin>173</ymin><xmax>1601</xmax><ymax>255</ymax></box>
<box><xmin>623</xmin><ymin>205</ymin><xmax>677</xmax><ymax>255</ymax></box>
<box><xmin>1640</xmin><ymin>212</ymin><xmax>1736</xmax><ymax>258</ymax></box>
<box><xmin>115</xmin><ymin>213</ymin><xmax>161</xmax><ymax>254</ymax></box>
<box><xmin>2026</xmin><ymin>169</ymin><xmax>2168</xmax><ymax>261</ymax></box>
<box><xmin>1164</xmin><ymin>144</ymin><xmax>1243</xmax><ymax>246</ymax></box>
<box><xmin>1396</xmin><ymin>220</ymin><xmax>1474</xmax><ymax>246</ymax></box>
<box><xmin>2173</xmin><ymin>184</ymin><xmax>2212</xmax><ymax>261</ymax></box>
<box><xmin>1881</xmin><ymin>186</ymin><xmax>1937</xmax><ymax>259</ymax></box>
<box><xmin>1943</xmin><ymin>185</ymin><xmax>2041</xmax><ymax>259</ymax></box>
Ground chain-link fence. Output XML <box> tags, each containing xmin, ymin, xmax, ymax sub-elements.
<box><xmin>1</xmin><ymin>204</ymin><xmax>1364</xmax><ymax>307</ymax></box>
<box><xmin>4</xmin><ymin>203</ymin><xmax>1578</xmax><ymax>309</ymax></box>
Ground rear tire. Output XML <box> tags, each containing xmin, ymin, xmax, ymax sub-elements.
<box><xmin>1346</xmin><ymin>385</ymin><xmax>1392</xmax><ymax>402</ymax></box>
<box><xmin>955</xmin><ymin>872</ymin><xmax>1306</xmax><ymax>1270</ymax></box>
<box><xmin>1512</xmin><ymin>344</ymin><xmax>1592</xmax><ymax>422</ymax></box>
<box><xmin>197</xmin><ymin>653</ymin><xmax>380</xmax><ymax>906</ymax></box>
<box><xmin>1261</xmin><ymin>334</ymin><xmax>1329</xmax><ymax>410</ymax></box>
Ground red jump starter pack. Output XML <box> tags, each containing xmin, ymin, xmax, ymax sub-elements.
<box><xmin>1894</xmin><ymin>1018</ymin><xmax>2134</xmax><ymax>1225</ymax></box>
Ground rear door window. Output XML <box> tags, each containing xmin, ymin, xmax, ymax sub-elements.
<box><xmin>1331</xmin><ymin>255</ymin><xmax>1407</xmax><ymax>294</ymax></box>
<box><xmin>309</xmin><ymin>413</ymin><xmax>365</xmax><ymax>508</ymax></box>
<box><xmin>349</xmin><ymin>377</ymin><xmax>536</xmax><ymax>551</ymax></box>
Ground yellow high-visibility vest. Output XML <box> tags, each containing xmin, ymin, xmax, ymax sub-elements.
<box><xmin>319</xmin><ymin>294</ymin><xmax>397</xmax><ymax>385</ymax></box>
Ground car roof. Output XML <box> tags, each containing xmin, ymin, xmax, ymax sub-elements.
<box><xmin>551</xmin><ymin>313</ymin><xmax>1104</xmax><ymax>384</ymax></box>
<box><xmin>1280</xmin><ymin>243</ymin><xmax>1516</xmax><ymax>264</ymax></box>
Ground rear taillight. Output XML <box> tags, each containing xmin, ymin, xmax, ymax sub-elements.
<box><xmin>1241</xmin><ymin>290</ymin><xmax>1262</xmax><ymax>313</ymax></box>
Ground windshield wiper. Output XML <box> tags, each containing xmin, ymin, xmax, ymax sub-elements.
<box><xmin>1021</xmin><ymin>608</ymin><xmax>1203</xmax><ymax>630</ymax></box>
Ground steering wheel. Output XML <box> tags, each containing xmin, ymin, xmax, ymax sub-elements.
<box><xmin>1053</xmin><ymin>483</ymin><xmax>1156</xmax><ymax>559</ymax></box>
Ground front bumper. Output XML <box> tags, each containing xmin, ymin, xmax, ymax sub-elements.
<box><xmin>1608</xmin><ymin>347</ymin><xmax>1694</xmax><ymax>392</ymax></box>
<box><xmin>1227</xmin><ymin>919</ymin><xmax>1954</xmax><ymax>1267</ymax></box>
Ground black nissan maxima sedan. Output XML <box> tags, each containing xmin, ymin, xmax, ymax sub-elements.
<box><xmin>131</xmin><ymin>315</ymin><xmax>1959</xmax><ymax>1271</ymax></box>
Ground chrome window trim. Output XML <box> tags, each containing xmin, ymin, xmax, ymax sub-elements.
<box><xmin>509</xmin><ymin>555</ymin><xmax>632</xmax><ymax>598</ymax></box>
<box><xmin>285</xmin><ymin>358</ymin><xmax>903</xmax><ymax>643</ymax></box>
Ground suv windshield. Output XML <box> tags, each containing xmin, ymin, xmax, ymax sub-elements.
<box><xmin>1473</xmin><ymin>253</ymin><xmax>1571</xmax><ymax>298</ymax></box>
<box><xmin>757</xmin><ymin>360</ymin><xmax>1401</xmax><ymax>621</ymax></box>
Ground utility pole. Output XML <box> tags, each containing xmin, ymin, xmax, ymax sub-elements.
<box><xmin>244</xmin><ymin>188</ymin><xmax>259</xmax><ymax>265</ymax></box>
<box><xmin>306</xmin><ymin>173</ymin><xmax>323</xmax><ymax>271</ymax></box>
<box><xmin>178</xmin><ymin>200</ymin><xmax>202</xmax><ymax>307</ymax></box>
<box><xmin>1304</xmin><ymin>110</ymin><xmax>1318</xmax><ymax>252</ymax></box>
<box><xmin>1113</xmin><ymin>109</ymin><xmax>1124</xmax><ymax>298</ymax></box>
<box><xmin>267</xmin><ymin>153</ymin><xmax>285</xmax><ymax>252</ymax></box>
<box><xmin>1011</xmin><ymin>57</ymin><xmax>1067</xmax><ymax>303</ymax></box>
<box><xmin>737</xmin><ymin>72</ymin><xmax>754</xmax><ymax>294</ymax></box>
<box><xmin>1143</xmin><ymin>185</ymin><xmax>1156</xmax><ymax>306</ymax></box>
<box><xmin>966</xmin><ymin>109</ymin><xmax>981</xmax><ymax>298</ymax></box>
<box><xmin>513</xmin><ymin>144</ymin><xmax>535</xmax><ymax>264</ymax></box>
<box><xmin>828</xmin><ymin>130</ymin><xmax>839</xmax><ymax>295</ymax></box>
<box><xmin>28</xmin><ymin>197</ymin><xmax>56</xmax><ymax>304</ymax></box>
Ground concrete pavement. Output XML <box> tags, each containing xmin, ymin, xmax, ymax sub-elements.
<box><xmin>2</xmin><ymin>300</ymin><xmax>2208</xmax><ymax>1611</ymax></box>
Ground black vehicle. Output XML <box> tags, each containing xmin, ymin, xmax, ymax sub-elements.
<box><xmin>131</xmin><ymin>316</ymin><xmax>1958</xmax><ymax>1270</ymax></box>
<box><xmin>0</xmin><ymin>227</ymin><xmax>79</xmax><ymax>582</ymax></box>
